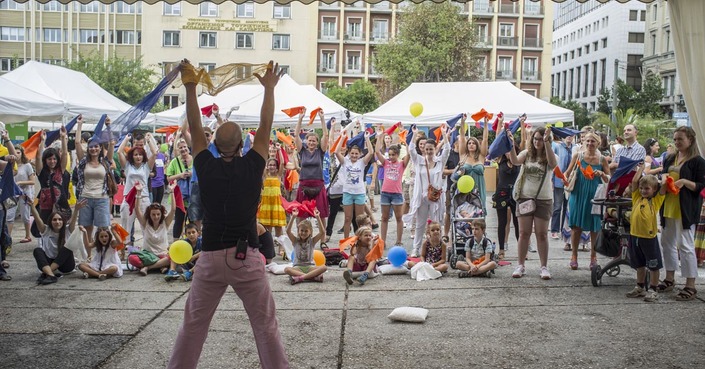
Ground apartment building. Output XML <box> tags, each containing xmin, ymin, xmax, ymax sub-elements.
<box><xmin>0</xmin><ymin>0</ymin><xmax>142</xmax><ymax>73</ymax></box>
<box><xmin>550</xmin><ymin>1</ymin><xmax>646</xmax><ymax>112</ymax></box>
<box><xmin>641</xmin><ymin>0</ymin><xmax>684</xmax><ymax>118</ymax></box>
<box><xmin>316</xmin><ymin>0</ymin><xmax>553</xmax><ymax>100</ymax></box>
<box><xmin>141</xmin><ymin>1</ymin><xmax>319</xmax><ymax>108</ymax></box>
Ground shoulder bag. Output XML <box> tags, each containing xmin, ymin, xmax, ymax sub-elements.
<box><xmin>103</xmin><ymin>161</ymin><xmax>118</xmax><ymax>197</ymax></box>
<box><xmin>517</xmin><ymin>164</ymin><xmax>548</xmax><ymax>216</ymax></box>
<box><xmin>564</xmin><ymin>152</ymin><xmax>582</xmax><ymax>195</ymax></box>
<box><xmin>425</xmin><ymin>157</ymin><xmax>442</xmax><ymax>202</ymax></box>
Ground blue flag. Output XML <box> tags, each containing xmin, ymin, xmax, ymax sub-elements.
<box><xmin>45</xmin><ymin>115</ymin><xmax>79</xmax><ymax>147</ymax></box>
<box><xmin>0</xmin><ymin>163</ymin><xmax>23</xmax><ymax>203</ymax></box>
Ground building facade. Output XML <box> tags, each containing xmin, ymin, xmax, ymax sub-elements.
<box><xmin>550</xmin><ymin>1</ymin><xmax>646</xmax><ymax>112</ymax></box>
<box><xmin>641</xmin><ymin>0</ymin><xmax>683</xmax><ymax>118</ymax></box>
<box><xmin>0</xmin><ymin>0</ymin><xmax>142</xmax><ymax>73</ymax></box>
<box><xmin>316</xmin><ymin>0</ymin><xmax>554</xmax><ymax>100</ymax></box>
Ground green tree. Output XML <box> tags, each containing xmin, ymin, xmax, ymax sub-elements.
<box><xmin>550</xmin><ymin>97</ymin><xmax>592</xmax><ymax>128</ymax></box>
<box><xmin>374</xmin><ymin>2</ymin><xmax>479</xmax><ymax>95</ymax></box>
<box><xmin>596</xmin><ymin>88</ymin><xmax>611</xmax><ymax>115</ymax></box>
<box><xmin>634</xmin><ymin>74</ymin><xmax>665</xmax><ymax>118</ymax></box>
<box><xmin>323</xmin><ymin>79</ymin><xmax>380</xmax><ymax>114</ymax></box>
<box><xmin>66</xmin><ymin>52</ymin><xmax>158</xmax><ymax>106</ymax></box>
<box><xmin>593</xmin><ymin>108</ymin><xmax>639</xmax><ymax>137</ymax></box>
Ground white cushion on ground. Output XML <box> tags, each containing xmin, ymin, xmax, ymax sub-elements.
<box><xmin>378</xmin><ymin>264</ymin><xmax>409</xmax><ymax>275</ymax></box>
<box><xmin>266</xmin><ymin>262</ymin><xmax>292</xmax><ymax>275</ymax></box>
<box><xmin>388</xmin><ymin>307</ymin><xmax>429</xmax><ymax>323</ymax></box>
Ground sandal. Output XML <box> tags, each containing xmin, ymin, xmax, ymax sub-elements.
<box><xmin>320</xmin><ymin>242</ymin><xmax>329</xmax><ymax>251</ymax></box>
<box><xmin>656</xmin><ymin>279</ymin><xmax>675</xmax><ymax>292</ymax></box>
<box><xmin>498</xmin><ymin>250</ymin><xmax>505</xmax><ymax>260</ymax></box>
<box><xmin>675</xmin><ymin>287</ymin><xmax>697</xmax><ymax>301</ymax></box>
<box><xmin>19</xmin><ymin>237</ymin><xmax>32</xmax><ymax>243</ymax></box>
<box><xmin>563</xmin><ymin>244</ymin><xmax>572</xmax><ymax>252</ymax></box>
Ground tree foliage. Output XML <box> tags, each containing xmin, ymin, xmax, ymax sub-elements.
<box><xmin>323</xmin><ymin>79</ymin><xmax>380</xmax><ymax>114</ymax></box>
<box><xmin>374</xmin><ymin>2</ymin><xmax>480</xmax><ymax>95</ymax></box>
<box><xmin>550</xmin><ymin>97</ymin><xmax>591</xmax><ymax>128</ymax></box>
<box><xmin>593</xmin><ymin>108</ymin><xmax>639</xmax><ymax>138</ymax></box>
<box><xmin>595</xmin><ymin>77</ymin><xmax>665</xmax><ymax>118</ymax></box>
<box><xmin>66</xmin><ymin>52</ymin><xmax>158</xmax><ymax>106</ymax></box>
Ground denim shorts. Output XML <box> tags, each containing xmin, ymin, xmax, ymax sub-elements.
<box><xmin>78</xmin><ymin>197</ymin><xmax>111</xmax><ymax>227</ymax></box>
<box><xmin>342</xmin><ymin>192</ymin><xmax>367</xmax><ymax>206</ymax></box>
<box><xmin>188</xmin><ymin>182</ymin><xmax>204</xmax><ymax>221</ymax></box>
<box><xmin>380</xmin><ymin>192</ymin><xmax>404</xmax><ymax>206</ymax></box>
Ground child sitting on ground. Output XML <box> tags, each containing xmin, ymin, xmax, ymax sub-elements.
<box><xmin>165</xmin><ymin>223</ymin><xmax>202</xmax><ymax>282</ymax></box>
<box><xmin>625</xmin><ymin>163</ymin><xmax>666</xmax><ymax>302</ymax></box>
<box><xmin>77</xmin><ymin>225</ymin><xmax>124</xmax><ymax>280</ymax></box>
<box><xmin>453</xmin><ymin>219</ymin><xmax>497</xmax><ymax>278</ymax></box>
<box><xmin>343</xmin><ymin>226</ymin><xmax>379</xmax><ymax>286</ymax></box>
<box><xmin>407</xmin><ymin>221</ymin><xmax>448</xmax><ymax>273</ymax></box>
<box><xmin>284</xmin><ymin>208</ymin><xmax>327</xmax><ymax>284</ymax></box>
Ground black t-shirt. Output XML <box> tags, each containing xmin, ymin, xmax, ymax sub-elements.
<box><xmin>445</xmin><ymin>150</ymin><xmax>460</xmax><ymax>190</ymax></box>
<box><xmin>497</xmin><ymin>159</ymin><xmax>520</xmax><ymax>191</ymax></box>
<box><xmin>194</xmin><ymin>149</ymin><xmax>265</xmax><ymax>251</ymax></box>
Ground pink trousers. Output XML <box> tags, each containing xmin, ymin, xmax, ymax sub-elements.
<box><xmin>167</xmin><ymin>246</ymin><xmax>289</xmax><ymax>369</ymax></box>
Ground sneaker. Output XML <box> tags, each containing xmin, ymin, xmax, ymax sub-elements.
<box><xmin>625</xmin><ymin>286</ymin><xmax>646</xmax><ymax>298</ymax></box>
<box><xmin>339</xmin><ymin>260</ymin><xmax>348</xmax><ymax>268</ymax></box>
<box><xmin>512</xmin><ymin>265</ymin><xmax>526</xmax><ymax>278</ymax></box>
<box><xmin>337</xmin><ymin>228</ymin><xmax>344</xmax><ymax>234</ymax></box>
<box><xmin>528</xmin><ymin>242</ymin><xmax>537</xmax><ymax>253</ymax></box>
<box><xmin>313</xmin><ymin>275</ymin><xmax>324</xmax><ymax>283</ymax></box>
<box><xmin>181</xmin><ymin>270</ymin><xmax>193</xmax><ymax>281</ymax></box>
<box><xmin>82</xmin><ymin>272</ymin><xmax>89</xmax><ymax>279</ymax></box>
<box><xmin>358</xmin><ymin>272</ymin><xmax>369</xmax><ymax>285</ymax></box>
<box><xmin>483</xmin><ymin>270</ymin><xmax>492</xmax><ymax>278</ymax></box>
<box><xmin>449</xmin><ymin>254</ymin><xmax>459</xmax><ymax>269</ymax></box>
<box><xmin>40</xmin><ymin>275</ymin><xmax>58</xmax><ymax>285</ymax></box>
<box><xmin>458</xmin><ymin>271</ymin><xmax>471</xmax><ymax>278</ymax></box>
<box><xmin>98</xmin><ymin>274</ymin><xmax>107</xmax><ymax>281</ymax></box>
<box><xmin>343</xmin><ymin>270</ymin><xmax>354</xmax><ymax>285</ymax></box>
<box><xmin>164</xmin><ymin>269</ymin><xmax>180</xmax><ymax>282</ymax></box>
<box><xmin>540</xmin><ymin>266</ymin><xmax>552</xmax><ymax>280</ymax></box>
<box><xmin>550</xmin><ymin>232</ymin><xmax>560</xmax><ymax>240</ymax></box>
<box><xmin>371</xmin><ymin>223</ymin><xmax>379</xmax><ymax>230</ymax></box>
<box><xmin>36</xmin><ymin>273</ymin><xmax>47</xmax><ymax>284</ymax></box>
<box><xmin>643</xmin><ymin>290</ymin><xmax>658</xmax><ymax>302</ymax></box>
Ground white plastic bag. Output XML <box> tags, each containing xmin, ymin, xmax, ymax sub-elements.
<box><xmin>592</xmin><ymin>183</ymin><xmax>609</xmax><ymax>215</ymax></box>
<box><xmin>410</xmin><ymin>262</ymin><xmax>442</xmax><ymax>281</ymax></box>
<box><xmin>65</xmin><ymin>230</ymin><xmax>87</xmax><ymax>263</ymax></box>
<box><xmin>274</xmin><ymin>235</ymin><xmax>294</xmax><ymax>258</ymax></box>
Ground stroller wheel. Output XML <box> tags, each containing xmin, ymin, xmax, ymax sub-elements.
<box><xmin>606</xmin><ymin>265</ymin><xmax>620</xmax><ymax>277</ymax></box>
<box><xmin>591</xmin><ymin>265</ymin><xmax>602</xmax><ymax>287</ymax></box>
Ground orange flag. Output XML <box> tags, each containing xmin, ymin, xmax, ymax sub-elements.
<box><xmin>553</xmin><ymin>166</ymin><xmax>567</xmax><ymax>182</ymax></box>
<box><xmin>432</xmin><ymin>126</ymin><xmax>442</xmax><ymax>141</ymax></box>
<box><xmin>365</xmin><ymin>238</ymin><xmax>385</xmax><ymax>263</ymax></box>
<box><xmin>339</xmin><ymin>236</ymin><xmax>357</xmax><ymax>252</ymax></box>
<box><xmin>276</xmin><ymin>131</ymin><xmax>294</xmax><ymax>148</ymax></box>
<box><xmin>281</xmin><ymin>106</ymin><xmax>305</xmax><ymax>118</ymax></box>
<box><xmin>285</xmin><ymin>169</ymin><xmax>299</xmax><ymax>190</ymax></box>
<box><xmin>111</xmin><ymin>223</ymin><xmax>130</xmax><ymax>251</ymax></box>
<box><xmin>156</xmin><ymin>126</ymin><xmax>180</xmax><ymax>134</ymax></box>
<box><xmin>471</xmin><ymin>109</ymin><xmax>489</xmax><ymax>122</ymax></box>
<box><xmin>666</xmin><ymin>176</ymin><xmax>680</xmax><ymax>195</ymax></box>
<box><xmin>329</xmin><ymin>134</ymin><xmax>348</xmax><ymax>154</ymax></box>
<box><xmin>308</xmin><ymin>107</ymin><xmax>322</xmax><ymax>125</ymax></box>
<box><xmin>20</xmin><ymin>131</ymin><xmax>42</xmax><ymax>161</ymax></box>
<box><xmin>580</xmin><ymin>164</ymin><xmax>595</xmax><ymax>180</ymax></box>
<box><xmin>398</xmin><ymin>130</ymin><xmax>408</xmax><ymax>144</ymax></box>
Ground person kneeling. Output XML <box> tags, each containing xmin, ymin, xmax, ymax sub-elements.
<box><xmin>454</xmin><ymin>219</ymin><xmax>497</xmax><ymax>278</ymax></box>
<box><xmin>284</xmin><ymin>208</ymin><xmax>327</xmax><ymax>284</ymax></box>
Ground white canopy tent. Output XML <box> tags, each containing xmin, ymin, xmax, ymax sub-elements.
<box><xmin>0</xmin><ymin>78</ymin><xmax>66</xmax><ymax>123</ymax></box>
<box><xmin>156</xmin><ymin>75</ymin><xmax>352</xmax><ymax>127</ymax></box>
<box><xmin>363</xmin><ymin>81</ymin><xmax>574</xmax><ymax>126</ymax></box>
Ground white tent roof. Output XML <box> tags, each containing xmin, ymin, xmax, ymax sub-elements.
<box><xmin>0</xmin><ymin>78</ymin><xmax>66</xmax><ymax>123</ymax></box>
<box><xmin>364</xmin><ymin>81</ymin><xmax>574</xmax><ymax>125</ymax></box>
<box><xmin>155</xmin><ymin>75</ymin><xmax>352</xmax><ymax>128</ymax></box>
<box><xmin>0</xmin><ymin>61</ymin><xmax>135</xmax><ymax>122</ymax></box>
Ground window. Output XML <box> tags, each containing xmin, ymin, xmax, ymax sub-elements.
<box><xmin>321</xmin><ymin>17</ymin><xmax>337</xmax><ymax>39</ymax></box>
<box><xmin>79</xmin><ymin>29</ymin><xmax>99</xmax><ymax>44</ymax></box>
<box><xmin>591</xmin><ymin>61</ymin><xmax>598</xmax><ymax>96</ymax></box>
<box><xmin>39</xmin><ymin>1</ymin><xmax>64</xmax><ymax>12</ymax></box>
<box><xmin>163</xmin><ymin>95</ymin><xmax>179</xmax><ymax>109</ymax></box>
<box><xmin>200</xmin><ymin>2</ymin><xmax>218</xmax><ymax>17</ymax></box>
<box><xmin>346</xmin><ymin>51</ymin><xmax>361</xmax><ymax>72</ymax></box>
<box><xmin>236</xmin><ymin>2</ymin><xmax>254</xmax><ymax>18</ymax></box>
<box><xmin>79</xmin><ymin>1</ymin><xmax>101</xmax><ymax>13</ymax></box>
<box><xmin>235</xmin><ymin>33</ymin><xmax>253</xmax><ymax>49</ymax></box>
<box><xmin>499</xmin><ymin>23</ymin><xmax>514</xmax><ymax>37</ymax></box>
<box><xmin>0</xmin><ymin>58</ymin><xmax>14</xmax><ymax>72</ymax></box>
<box><xmin>629</xmin><ymin>10</ymin><xmax>638</xmax><ymax>21</ymax></box>
<box><xmin>665</xmin><ymin>29</ymin><xmax>671</xmax><ymax>52</ymax></box>
<box><xmin>112</xmin><ymin>1</ymin><xmax>140</xmax><ymax>14</ymax></box>
<box><xmin>321</xmin><ymin>50</ymin><xmax>336</xmax><ymax>72</ymax></box>
<box><xmin>372</xmin><ymin>19</ymin><xmax>388</xmax><ymax>40</ymax></box>
<box><xmin>593</xmin><ymin>41</ymin><xmax>598</xmax><ymax>51</ymax></box>
<box><xmin>347</xmin><ymin>18</ymin><xmax>362</xmax><ymax>39</ymax></box>
<box><xmin>43</xmin><ymin>28</ymin><xmax>62</xmax><ymax>43</ymax></box>
<box><xmin>163</xmin><ymin>31</ymin><xmax>180</xmax><ymax>47</ymax></box>
<box><xmin>653</xmin><ymin>4</ymin><xmax>658</xmax><ymax>21</ymax></box>
<box><xmin>583</xmin><ymin>64</ymin><xmax>589</xmax><ymax>97</ymax></box>
<box><xmin>498</xmin><ymin>56</ymin><xmax>512</xmax><ymax>78</ymax></box>
<box><xmin>279</xmin><ymin>65</ymin><xmax>290</xmax><ymax>75</ymax></box>
<box><xmin>585</xmin><ymin>45</ymin><xmax>590</xmax><ymax>54</ymax></box>
<box><xmin>163</xmin><ymin>3</ymin><xmax>181</xmax><ymax>16</ymax></box>
<box><xmin>628</xmin><ymin>33</ymin><xmax>644</xmax><ymax>43</ymax></box>
<box><xmin>641</xmin><ymin>10</ymin><xmax>646</xmax><ymax>21</ymax></box>
<box><xmin>602</xmin><ymin>38</ymin><xmax>607</xmax><ymax>48</ymax></box>
<box><xmin>0</xmin><ymin>0</ymin><xmax>25</xmax><ymax>10</ymax></box>
<box><xmin>650</xmin><ymin>33</ymin><xmax>656</xmax><ymax>55</ymax></box>
<box><xmin>1</xmin><ymin>27</ymin><xmax>25</xmax><ymax>41</ymax></box>
<box><xmin>575</xmin><ymin>66</ymin><xmax>581</xmax><ymax>98</ymax></box>
<box><xmin>273</xmin><ymin>4</ymin><xmax>291</xmax><ymax>19</ymax></box>
<box><xmin>199</xmin><ymin>63</ymin><xmax>216</xmax><ymax>73</ymax></box>
<box><xmin>570</xmin><ymin>51</ymin><xmax>574</xmax><ymax>60</ymax></box>
<box><xmin>199</xmin><ymin>32</ymin><xmax>217</xmax><ymax>48</ymax></box>
<box><xmin>522</xmin><ymin>58</ymin><xmax>538</xmax><ymax>80</ymax></box>
<box><xmin>115</xmin><ymin>30</ymin><xmax>139</xmax><ymax>45</ymax></box>
<box><xmin>577</xmin><ymin>48</ymin><xmax>582</xmax><ymax>57</ymax></box>
<box><xmin>600</xmin><ymin>58</ymin><xmax>607</xmax><ymax>91</ymax></box>
<box><xmin>522</xmin><ymin>89</ymin><xmax>536</xmax><ymax>97</ymax></box>
<box><xmin>475</xmin><ymin>23</ymin><xmax>488</xmax><ymax>43</ymax></box>
<box><xmin>524</xmin><ymin>1</ymin><xmax>541</xmax><ymax>15</ymax></box>
<box><xmin>272</xmin><ymin>34</ymin><xmax>290</xmax><ymax>50</ymax></box>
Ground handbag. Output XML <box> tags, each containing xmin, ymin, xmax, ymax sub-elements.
<box><xmin>176</xmin><ymin>159</ymin><xmax>191</xmax><ymax>199</ymax></box>
<box><xmin>425</xmin><ymin>157</ymin><xmax>442</xmax><ymax>202</ymax></box>
<box><xmin>591</xmin><ymin>182</ymin><xmax>609</xmax><ymax>215</ymax></box>
<box><xmin>129</xmin><ymin>250</ymin><xmax>159</xmax><ymax>266</ymax></box>
<box><xmin>517</xmin><ymin>164</ymin><xmax>548</xmax><ymax>216</ymax></box>
<box><xmin>103</xmin><ymin>161</ymin><xmax>118</xmax><ymax>197</ymax></box>
<box><xmin>564</xmin><ymin>152</ymin><xmax>581</xmax><ymax>195</ymax></box>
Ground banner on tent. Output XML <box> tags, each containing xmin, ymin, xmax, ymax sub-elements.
<box><xmin>6</xmin><ymin>122</ymin><xmax>28</xmax><ymax>142</ymax></box>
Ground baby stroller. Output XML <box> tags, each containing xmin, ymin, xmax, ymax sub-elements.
<box><xmin>448</xmin><ymin>185</ymin><xmax>485</xmax><ymax>258</ymax></box>
<box><xmin>590</xmin><ymin>196</ymin><xmax>640</xmax><ymax>287</ymax></box>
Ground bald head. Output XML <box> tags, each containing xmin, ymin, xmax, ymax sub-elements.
<box><xmin>214</xmin><ymin>121</ymin><xmax>243</xmax><ymax>159</ymax></box>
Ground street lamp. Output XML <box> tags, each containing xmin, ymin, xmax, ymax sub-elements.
<box><xmin>607</xmin><ymin>98</ymin><xmax>614</xmax><ymax>138</ymax></box>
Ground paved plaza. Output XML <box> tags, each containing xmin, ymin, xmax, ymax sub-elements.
<box><xmin>1</xmin><ymin>194</ymin><xmax>703</xmax><ymax>369</ymax></box>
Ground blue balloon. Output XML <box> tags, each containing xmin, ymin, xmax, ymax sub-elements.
<box><xmin>387</xmin><ymin>246</ymin><xmax>408</xmax><ymax>267</ymax></box>
<box><xmin>290</xmin><ymin>251</ymin><xmax>296</xmax><ymax>263</ymax></box>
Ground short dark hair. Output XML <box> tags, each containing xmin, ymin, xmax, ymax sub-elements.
<box><xmin>472</xmin><ymin>219</ymin><xmax>486</xmax><ymax>231</ymax></box>
<box><xmin>185</xmin><ymin>223</ymin><xmax>200</xmax><ymax>233</ymax></box>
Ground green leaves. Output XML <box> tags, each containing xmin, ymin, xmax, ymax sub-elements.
<box><xmin>324</xmin><ymin>80</ymin><xmax>380</xmax><ymax>114</ymax></box>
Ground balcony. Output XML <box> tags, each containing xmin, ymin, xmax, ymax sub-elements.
<box><xmin>474</xmin><ymin>37</ymin><xmax>492</xmax><ymax>49</ymax></box>
<box><xmin>522</xmin><ymin>70</ymin><xmax>541</xmax><ymax>82</ymax></box>
<box><xmin>523</xmin><ymin>5</ymin><xmax>544</xmax><ymax>17</ymax></box>
<box><xmin>474</xmin><ymin>70</ymin><xmax>493</xmax><ymax>81</ymax></box>
<box><xmin>497</xmin><ymin>36</ymin><xmax>518</xmax><ymax>47</ymax></box>
<box><xmin>318</xmin><ymin>31</ymin><xmax>338</xmax><ymax>42</ymax></box>
<box><xmin>346</xmin><ymin>2</ymin><xmax>367</xmax><ymax>12</ymax></box>
<box><xmin>523</xmin><ymin>38</ymin><xmax>543</xmax><ymax>48</ymax></box>
<box><xmin>371</xmin><ymin>1</ymin><xmax>392</xmax><ymax>13</ymax></box>
<box><xmin>318</xmin><ymin>64</ymin><xmax>337</xmax><ymax>74</ymax></box>
<box><xmin>344</xmin><ymin>32</ymin><xmax>365</xmax><ymax>42</ymax></box>
<box><xmin>318</xmin><ymin>3</ymin><xmax>339</xmax><ymax>9</ymax></box>
<box><xmin>499</xmin><ymin>4</ymin><xmax>519</xmax><ymax>15</ymax></box>
<box><xmin>496</xmin><ymin>70</ymin><xmax>514</xmax><ymax>80</ymax></box>
<box><xmin>345</xmin><ymin>65</ymin><xmax>362</xmax><ymax>75</ymax></box>
<box><xmin>473</xmin><ymin>4</ymin><xmax>494</xmax><ymax>16</ymax></box>
<box><xmin>370</xmin><ymin>32</ymin><xmax>389</xmax><ymax>43</ymax></box>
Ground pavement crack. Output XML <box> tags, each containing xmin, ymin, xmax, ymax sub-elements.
<box><xmin>336</xmin><ymin>284</ymin><xmax>349</xmax><ymax>369</ymax></box>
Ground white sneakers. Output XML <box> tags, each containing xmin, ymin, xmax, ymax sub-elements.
<box><xmin>512</xmin><ymin>265</ymin><xmax>551</xmax><ymax>280</ymax></box>
<box><xmin>540</xmin><ymin>266</ymin><xmax>552</xmax><ymax>280</ymax></box>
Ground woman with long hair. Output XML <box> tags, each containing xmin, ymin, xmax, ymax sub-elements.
<box><xmin>494</xmin><ymin>135</ymin><xmax>521</xmax><ymax>260</ymax></box>
<box><xmin>35</xmin><ymin>128</ymin><xmax>70</xmax><ymax>225</ymax></box>
<box><xmin>658</xmin><ymin>127</ymin><xmax>705</xmax><ymax>301</ymax></box>
<box><xmin>506</xmin><ymin>126</ymin><xmax>558</xmax><ymax>280</ymax></box>
<box><xmin>293</xmin><ymin>108</ymin><xmax>330</xmax><ymax>224</ymax></box>
<box><xmin>9</xmin><ymin>145</ymin><xmax>35</xmax><ymax>244</ymax></box>
<box><xmin>643</xmin><ymin>137</ymin><xmax>663</xmax><ymax>176</ymax></box>
<box><xmin>166</xmin><ymin>138</ymin><xmax>193</xmax><ymax>238</ymax></box>
<box><xmin>457</xmin><ymin>114</ymin><xmax>490</xmax><ymax>214</ymax></box>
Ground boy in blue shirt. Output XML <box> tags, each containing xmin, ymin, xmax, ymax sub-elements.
<box><xmin>165</xmin><ymin>223</ymin><xmax>202</xmax><ymax>282</ymax></box>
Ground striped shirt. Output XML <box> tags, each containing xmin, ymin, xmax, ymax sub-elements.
<box><xmin>613</xmin><ymin>142</ymin><xmax>646</xmax><ymax>165</ymax></box>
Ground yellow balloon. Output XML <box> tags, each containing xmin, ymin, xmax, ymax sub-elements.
<box><xmin>555</xmin><ymin>121</ymin><xmax>564</xmax><ymax>128</ymax></box>
<box><xmin>313</xmin><ymin>250</ymin><xmax>326</xmax><ymax>266</ymax></box>
<box><xmin>409</xmin><ymin>102</ymin><xmax>423</xmax><ymax>118</ymax></box>
<box><xmin>457</xmin><ymin>175</ymin><xmax>475</xmax><ymax>193</ymax></box>
<box><xmin>169</xmin><ymin>240</ymin><xmax>194</xmax><ymax>264</ymax></box>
